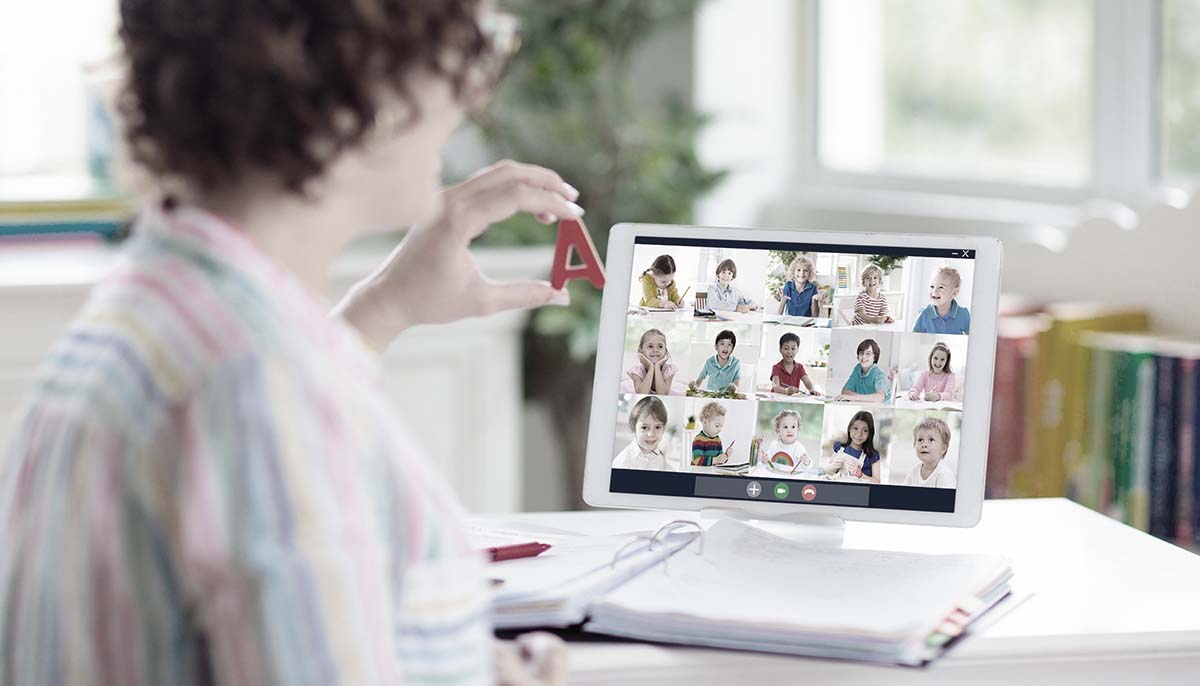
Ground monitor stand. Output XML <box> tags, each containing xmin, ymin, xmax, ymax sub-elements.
<box><xmin>699</xmin><ymin>508</ymin><xmax>845</xmax><ymax>547</ymax></box>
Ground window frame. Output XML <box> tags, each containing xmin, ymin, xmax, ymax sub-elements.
<box><xmin>794</xmin><ymin>0</ymin><xmax>1171</xmax><ymax>210</ymax></box>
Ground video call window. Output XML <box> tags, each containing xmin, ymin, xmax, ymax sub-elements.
<box><xmin>614</xmin><ymin>239</ymin><xmax>976</xmax><ymax>499</ymax></box>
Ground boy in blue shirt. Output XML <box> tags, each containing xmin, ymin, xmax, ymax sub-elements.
<box><xmin>708</xmin><ymin>258</ymin><xmax>758</xmax><ymax>312</ymax></box>
<box><xmin>913</xmin><ymin>266</ymin><xmax>971</xmax><ymax>335</ymax></box>
<box><xmin>778</xmin><ymin>255</ymin><xmax>824</xmax><ymax>317</ymax></box>
<box><xmin>690</xmin><ymin>329</ymin><xmax>742</xmax><ymax>393</ymax></box>
<box><xmin>836</xmin><ymin>338</ymin><xmax>892</xmax><ymax>404</ymax></box>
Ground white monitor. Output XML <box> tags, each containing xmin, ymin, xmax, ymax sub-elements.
<box><xmin>582</xmin><ymin>223</ymin><xmax>1002</xmax><ymax>527</ymax></box>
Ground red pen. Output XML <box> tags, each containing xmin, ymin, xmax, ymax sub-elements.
<box><xmin>486</xmin><ymin>541</ymin><xmax>552</xmax><ymax>562</ymax></box>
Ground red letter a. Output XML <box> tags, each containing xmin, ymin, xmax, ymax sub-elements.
<box><xmin>550</xmin><ymin>218</ymin><xmax>606</xmax><ymax>290</ymax></box>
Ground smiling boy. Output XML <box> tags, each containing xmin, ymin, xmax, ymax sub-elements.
<box><xmin>771</xmin><ymin>332</ymin><xmax>821</xmax><ymax>396</ymax></box>
<box><xmin>913</xmin><ymin>266</ymin><xmax>971</xmax><ymax>335</ymax></box>
<box><xmin>836</xmin><ymin>338</ymin><xmax>892</xmax><ymax>403</ymax></box>
<box><xmin>691</xmin><ymin>329</ymin><xmax>742</xmax><ymax>392</ymax></box>
<box><xmin>708</xmin><ymin>258</ymin><xmax>758</xmax><ymax>313</ymax></box>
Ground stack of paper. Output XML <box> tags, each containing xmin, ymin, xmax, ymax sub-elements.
<box><xmin>584</xmin><ymin>520</ymin><xmax>1012</xmax><ymax>666</ymax></box>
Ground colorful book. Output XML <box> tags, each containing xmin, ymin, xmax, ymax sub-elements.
<box><xmin>988</xmin><ymin>314</ymin><xmax>1047</xmax><ymax>498</ymax></box>
<box><xmin>1179</xmin><ymin>356</ymin><xmax>1199</xmax><ymax>547</ymax></box>
<box><xmin>1131</xmin><ymin>350</ymin><xmax>1156</xmax><ymax>532</ymax></box>
<box><xmin>1016</xmin><ymin>304</ymin><xmax>1149</xmax><ymax>498</ymax></box>
<box><xmin>1149</xmin><ymin>354</ymin><xmax>1179</xmax><ymax>540</ymax></box>
<box><xmin>1081</xmin><ymin>342</ymin><xmax>1117</xmax><ymax>513</ymax></box>
<box><xmin>1102</xmin><ymin>341</ymin><xmax>1156</xmax><ymax>526</ymax></box>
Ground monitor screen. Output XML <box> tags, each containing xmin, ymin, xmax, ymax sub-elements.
<box><xmin>609</xmin><ymin>235</ymin><xmax>979</xmax><ymax>514</ymax></box>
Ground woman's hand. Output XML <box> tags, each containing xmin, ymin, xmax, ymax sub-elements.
<box><xmin>494</xmin><ymin>633</ymin><xmax>568</xmax><ymax>686</ymax></box>
<box><xmin>334</xmin><ymin>161</ymin><xmax>582</xmax><ymax>352</ymax></box>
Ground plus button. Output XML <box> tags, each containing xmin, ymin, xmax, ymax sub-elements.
<box><xmin>746</xmin><ymin>481</ymin><xmax>762</xmax><ymax>498</ymax></box>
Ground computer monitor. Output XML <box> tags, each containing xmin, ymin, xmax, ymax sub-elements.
<box><xmin>583</xmin><ymin>224</ymin><xmax>1001</xmax><ymax>527</ymax></box>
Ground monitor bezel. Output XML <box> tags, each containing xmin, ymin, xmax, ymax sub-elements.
<box><xmin>582</xmin><ymin>222</ymin><xmax>1002</xmax><ymax>527</ymax></box>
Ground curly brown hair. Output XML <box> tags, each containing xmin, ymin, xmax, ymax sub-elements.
<box><xmin>117</xmin><ymin>0</ymin><xmax>491</xmax><ymax>195</ymax></box>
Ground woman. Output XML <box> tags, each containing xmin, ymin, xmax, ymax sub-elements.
<box><xmin>0</xmin><ymin>1</ymin><xmax>569</xmax><ymax>684</ymax></box>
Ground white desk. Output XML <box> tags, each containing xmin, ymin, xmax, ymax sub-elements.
<box><xmin>491</xmin><ymin>498</ymin><xmax>1200</xmax><ymax>685</ymax></box>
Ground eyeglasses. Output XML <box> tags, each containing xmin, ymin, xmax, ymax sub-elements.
<box><xmin>466</xmin><ymin>11</ymin><xmax>522</xmax><ymax>112</ymax></box>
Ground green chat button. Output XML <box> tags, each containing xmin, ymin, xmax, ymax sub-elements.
<box><xmin>774</xmin><ymin>483</ymin><xmax>789</xmax><ymax>499</ymax></box>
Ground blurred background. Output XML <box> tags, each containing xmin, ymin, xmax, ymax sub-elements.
<box><xmin>2</xmin><ymin>1</ymin><xmax>1199</xmax><ymax>548</ymax></box>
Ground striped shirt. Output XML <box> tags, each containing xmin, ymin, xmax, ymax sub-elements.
<box><xmin>0</xmin><ymin>205</ymin><xmax>491</xmax><ymax>685</ymax></box>
<box><xmin>852</xmin><ymin>290</ymin><xmax>889</xmax><ymax>325</ymax></box>
<box><xmin>691</xmin><ymin>432</ymin><xmax>724</xmax><ymax>466</ymax></box>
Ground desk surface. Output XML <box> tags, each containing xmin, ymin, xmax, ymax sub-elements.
<box><xmin>492</xmin><ymin>498</ymin><xmax>1200</xmax><ymax>685</ymax></box>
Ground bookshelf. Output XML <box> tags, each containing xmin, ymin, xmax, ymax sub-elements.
<box><xmin>988</xmin><ymin>303</ymin><xmax>1199</xmax><ymax>552</ymax></box>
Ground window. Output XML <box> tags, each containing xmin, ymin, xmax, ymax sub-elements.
<box><xmin>1163</xmin><ymin>0</ymin><xmax>1200</xmax><ymax>181</ymax></box>
<box><xmin>818</xmin><ymin>1</ymin><xmax>1092</xmax><ymax>186</ymax></box>
<box><xmin>0</xmin><ymin>1</ymin><xmax>118</xmax><ymax>191</ymax></box>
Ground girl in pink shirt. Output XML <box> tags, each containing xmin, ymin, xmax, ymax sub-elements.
<box><xmin>908</xmin><ymin>341</ymin><xmax>958</xmax><ymax>401</ymax></box>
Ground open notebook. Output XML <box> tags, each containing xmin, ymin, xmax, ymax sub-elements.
<box><xmin>475</xmin><ymin>519</ymin><xmax>1012</xmax><ymax>667</ymax></box>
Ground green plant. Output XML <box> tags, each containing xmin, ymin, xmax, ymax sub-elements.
<box><xmin>765</xmin><ymin>250</ymin><xmax>799</xmax><ymax>303</ymax></box>
<box><xmin>473</xmin><ymin>0</ymin><xmax>726</xmax><ymax>505</ymax></box>
<box><xmin>868</xmin><ymin>254</ymin><xmax>907</xmax><ymax>274</ymax></box>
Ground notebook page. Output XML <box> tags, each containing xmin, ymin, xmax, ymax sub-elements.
<box><xmin>595</xmin><ymin>519</ymin><xmax>1008</xmax><ymax>637</ymax></box>
<box><xmin>493</xmin><ymin>531</ymin><xmax>698</xmax><ymax>602</ymax></box>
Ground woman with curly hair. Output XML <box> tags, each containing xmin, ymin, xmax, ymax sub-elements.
<box><xmin>0</xmin><ymin>2</ymin><xmax>574</xmax><ymax>684</ymax></box>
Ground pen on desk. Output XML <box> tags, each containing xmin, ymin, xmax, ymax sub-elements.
<box><xmin>678</xmin><ymin>286</ymin><xmax>690</xmax><ymax>305</ymax></box>
<box><xmin>486</xmin><ymin>541</ymin><xmax>552</xmax><ymax>562</ymax></box>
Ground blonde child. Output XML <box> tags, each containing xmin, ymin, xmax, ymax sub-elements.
<box><xmin>613</xmin><ymin>396</ymin><xmax>672</xmax><ymax>471</ymax></box>
<box><xmin>689</xmin><ymin>329</ymin><xmax>742</xmax><ymax>393</ymax></box>
<box><xmin>913</xmin><ymin>265</ymin><xmax>971</xmax><ymax>334</ymax></box>
<box><xmin>771</xmin><ymin>332</ymin><xmax>822</xmax><ymax>396</ymax></box>
<box><xmin>628</xmin><ymin>328</ymin><xmax>677</xmax><ymax>395</ymax></box>
<box><xmin>825</xmin><ymin>410</ymin><xmax>882</xmax><ymax>483</ymax></box>
<box><xmin>709</xmin><ymin>258</ymin><xmax>758</xmax><ymax>312</ymax></box>
<box><xmin>691</xmin><ymin>401</ymin><xmax>733</xmax><ymax>466</ymax></box>
<box><xmin>778</xmin><ymin>255</ymin><xmax>824</xmax><ymax>317</ymax></box>
<box><xmin>907</xmin><ymin>341</ymin><xmax>958</xmax><ymax>402</ymax></box>
<box><xmin>903</xmin><ymin>417</ymin><xmax>956</xmax><ymax>487</ymax></box>
<box><xmin>852</xmin><ymin>264</ymin><xmax>894</xmax><ymax>325</ymax></box>
<box><xmin>639</xmin><ymin>254</ymin><xmax>684</xmax><ymax>310</ymax></box>
<box><xmin>759</xmin><ymin>409</ymin><xmax>812</xmax><ymax>470</ymax></box>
